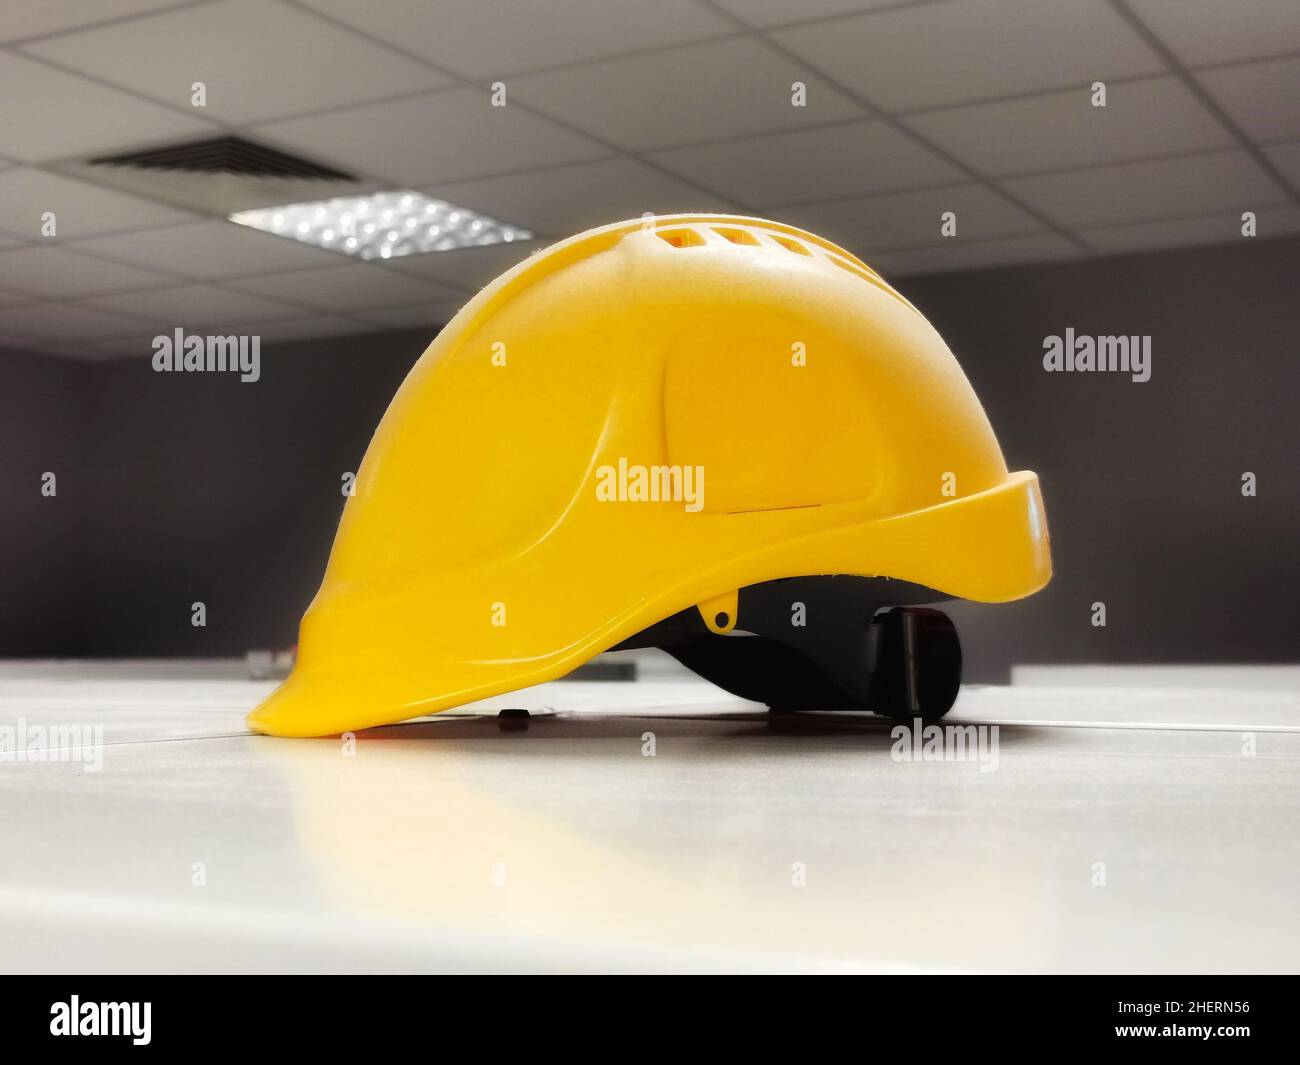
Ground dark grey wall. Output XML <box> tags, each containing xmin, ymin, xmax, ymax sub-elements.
<box><xmin>0</xmin><ymin>349</ymin><xmax>93</xmax><ymax>654</ymax></box>
<box><xmin>2</xmin><ymin>331</ymin><xmax>428</xmax><ymax>658</ymax></box>
<box><xmin>905</xmin><ymin>236</ymin><xmax>1300</xmax><ymax>677</ymax></box>
<box><xmin>2</xmin><ymin>235</ymin><xmax>1297</xmax><ymax>679</ymax></box>
<box><xmin>84</xmin><ymin>331</ymin><xmax>430</xmax><ymax>658</ymax></box>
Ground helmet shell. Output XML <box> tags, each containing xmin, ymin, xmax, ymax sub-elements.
<box><xmin>249</xmin><ymin>215</ymin><xmax>1050</xmax><ymax>736</ymax></box>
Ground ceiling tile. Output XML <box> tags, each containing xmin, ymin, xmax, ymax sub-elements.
<box><xmin>378</xmin><ymin>240</ymin><xmax>547</xmax><ymax>290</ymax></box>
<box><xmin>1197</xmin><ymin>57</ymin><xmax>1300</xmax><ymax>142</ymax></box>
<box><xmin>711</xmin><ymin>0</ymin><xmax>902</xmax><ymax>29</ymax></box>
<box><xmin>242</xmin><ymin>316</ymin><xmax>375</xmax><ymax>343</ymax></box>
<box><xmin>79</xmin><ymin>283</ymin><xmax>305</xmax><ymax>327</ymax></box>
<box><xmin>298</xmin><ymin>0</ymin><xmax>734</xmax><ymax>78</ymax></box>
<box><xmin>351</xmin><ymin>301</ymin><xmax>467</xmax><ymax>331</ymax></box>
<box><xmin>0</xmin><ymin>51</ymin><xmax>212</xmax><ymax>163</ymax></box>
<box><xmin>1001</xmin><ymin>150</ymin><xmax>1290</xmax><ymax>229</ymax></box>
<box><xmin>650</xmin><ymin>120</ymin><xmax>965</xmax><ymax>207</ymax></box>
<box><xmin>875</xmin><ymin>232</ymin><xmax>1084</xmax><ymax>277</ymax></box>
<box><xmin>0</xmin><ymin>168</ymin><xmax>195</xmax><ymax>241</ymax></box>
<box><xmin>22</xmin><ymin>0</ymin><xmax>449</xmax><ymax>125</ymax></box>
<box><xmin>772</xmin><ymin>0</ymin><xmax>1164</xmax><ymax>114</ymax></box>
<box><xmin>252</xmin><ymin>88</ymin><xmax>611</xmax><ymax>187</ymax></box>
<box><xmin>426</xmin><ymin>159</ymin><xmax>733</xmax><ymax>237</ymax></box>
<box><xmin>771</xmin><ymin>182</ymin><xmax>1046</xmax><ymax>256</ymax></box>
<box><xmin>223</xmin><ymin>263</ymin><xmax>462</xmax><ymax>313</ymax></box>
<box><xmin>1262</xmin><ymin>140</ymin><xmax>1300</xmax><ymax>189</ymax></box>
<box><xmin>1126</xmin><ymin>0</ymin><xmax>1300</xmax><ymax>67</ymax></box>
<box><xmin>67</xmin><ymin>220</ymin><xmax>345</xmax><ymax>280</ymax></box>
<box><xmin>902</xmin><ymin>77</ymin><xmax>1233</xmax><ymax>178</ymax></box>
<box><xmin>511</xmin><ymin>36</ymin><xmax>866</xmax><ymax>151</ymax></box>
<box><xmin>1080</xmin><ymin>205</ymin><xmax>1300</xmax><ymax>254</ymax></box>
<box><xmin>66</xmin><ymin>333</ymin><xmax>178</xmax><ymax>359</ymax></box>
<box><xmin>61</xmin><ymin>318</ymin><xmax>379</xmax><ymax>356</ymax></box>
<box><xmin>0</xmin><ymin>1</ymin><xmax>187</xmax><ymax>44</ymax></box>
<box><xmin>0</xmin><ymin>245</ymin><xmax>177</xmax><ymax>299</ymax></box>
<box><xmin>0</xmin><ymin>302</ymin><xmax>148</xmax><ymax>341</ymax></box>
<box><xmin>45</xmin><ymin>335</ymin><xmax>162</xmax><ymax>361</ymax></box>
<box><xmin>0</xmin><ymin>287</ymin><xmax>38</xmax><ymax>308</ymax></box>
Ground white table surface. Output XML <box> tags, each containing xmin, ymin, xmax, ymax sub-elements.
<box><xmin>1</xmin><ymin>659</ymin><xmax>1296</xmax><ymax>973</ymax></box>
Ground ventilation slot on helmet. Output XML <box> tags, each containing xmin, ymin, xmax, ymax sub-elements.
<box><xmin>712</xmin><ymin>226</ymin><xmax>761</xmax><ymax>246</ymax></box>
<box><xmin>770</xmin><ymin>235</ymin><xmax>812</xmax><ymax>256</ymax></box>
<box><xmin>657</xmin><ymin>228</ymin><xmax>707</xmax><ymax>248</ymax></box>
<box><xmin>828</xmin><ymin>255</ymin><xmax>918</xmax><ymax>313</ymax></box>
<box><xmin>829</xmin><ymin>255</ymin><xmax>885</xmax><ymax>284</ymax></box>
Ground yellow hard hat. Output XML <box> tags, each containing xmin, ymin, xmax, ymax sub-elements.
<box><xmin>248</xmin><ymin>214</ymin><xmax>1051</xmax><ymax>738</ymax></box>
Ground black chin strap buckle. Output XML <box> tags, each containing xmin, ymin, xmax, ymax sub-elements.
<box><xmin>616</xmin><ymin>575</ymin><xmax>962</xmax><ymax>720</ymax></box>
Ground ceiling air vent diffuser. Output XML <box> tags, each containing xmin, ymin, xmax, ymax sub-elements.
<box><xmin>73</xmin><ymin>135</ymin><xmax>366</xmax><ymax>215</ymax></box>
<box><xmin>90</xmin><ymin>135</ymin><xmax>354</xmax><ymax>181</ymax></box>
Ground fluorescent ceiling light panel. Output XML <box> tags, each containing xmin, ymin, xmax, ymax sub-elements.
<box><xmin>229</xmin><ymin>190</ymin><xmax>532</xmax><ymax>260</ymax></box>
